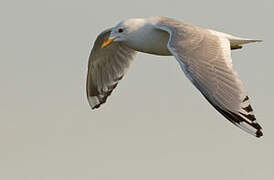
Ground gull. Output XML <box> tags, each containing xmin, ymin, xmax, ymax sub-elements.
<box><xmin>86</xmin><ymin>16</ymin><xmax>263</xmax><ymax>137</ymax></box>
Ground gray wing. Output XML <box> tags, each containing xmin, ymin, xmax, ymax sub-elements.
<box><xmin>155</xmin><ymin>19</ymin><xmax>263</xmax><ymax>137</ymax></box>
<box><xmin>86</xmin><ymin>28</ymin><xmax>136</xmax><ymax>109</ymax></box>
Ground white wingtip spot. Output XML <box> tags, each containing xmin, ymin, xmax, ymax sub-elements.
<box><xmin>237</xmin><ymin>121</ymin><xmax>258</xmax><ymax>137</ymax></box>
<box><xmin>88</xmin><ymin>96</ymin><xmax>100</xmax><ymax>109</ymax></box>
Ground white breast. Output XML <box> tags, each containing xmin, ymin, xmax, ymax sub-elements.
<box><xmin>125</xmin><ymin>24</ymin><xmax>172</xmax><ymax>56</ymax></box>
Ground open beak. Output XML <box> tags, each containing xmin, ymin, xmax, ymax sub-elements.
<box><xmin>101</xmin><ymin>37</ymin><xmax>116</xmax><ymax>48</ymax></box>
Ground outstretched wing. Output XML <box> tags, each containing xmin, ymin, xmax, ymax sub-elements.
<box><xmin>155</xmin><ymin>19</ymin><xmax>263</xmax><ymax>137</ymax></box>
<box><xmin>86</xmin><ymin>28</ymin><xmax>137</xmax><ymax>109</ymax></box>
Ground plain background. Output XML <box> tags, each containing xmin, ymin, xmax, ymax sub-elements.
<box><xmin>1</xmin><ymin>0</ymin><xmax>273</xmax><ymax>179</ymax></box>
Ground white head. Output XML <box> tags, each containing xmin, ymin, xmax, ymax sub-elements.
<box><xmin>101</xmin><ymin>18</ymin><xmax>147</xmax><ymax>48</ymax></box>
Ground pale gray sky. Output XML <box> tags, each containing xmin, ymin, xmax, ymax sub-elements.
<box><xmin>1</xmin><ymin>0</ymin><xmax>274</xmax><ymax>179</ymax></box>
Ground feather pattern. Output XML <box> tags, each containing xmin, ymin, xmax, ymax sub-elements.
<box><xmin>155</xmin><ymin>17</ymin><xmax>263</xmax><ymax>137</ymax></box>
<box><xmin>86</xmin><ymin>28</ymin><xmax>136</xmax><ymax>109</ymax></box>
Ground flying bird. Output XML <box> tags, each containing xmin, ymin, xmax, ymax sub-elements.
<box><xmin>86</xmin><ymin>16</ymin><xmax>263</xmax><ymax>137</ymax></box>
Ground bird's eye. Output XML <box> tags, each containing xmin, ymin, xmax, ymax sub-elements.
<box><xmin>118</xmin><ymin>28</ymin><xmax>123</xmax><ymax>33</ymax></box>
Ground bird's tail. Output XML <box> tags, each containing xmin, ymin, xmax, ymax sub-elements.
<box><xmin>229</xmin><ymin>37</ymin><xmax>262</xmax><ymax>50</ymax></box>
<box><xmin>210</xmin><ymin>30</ymin><xmax>262</xmax><ymax>50</ymax></box>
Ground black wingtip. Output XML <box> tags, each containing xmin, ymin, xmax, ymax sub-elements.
<box><xmin>256</xmin><ymin>129</ymin><xmax>263</xmax><ymax>138</ymax></box>
<box><xmin>91</xmin><ymin>104</ymin><xmax>101</xmax><ymax>110</ymax></box>
<box><xmin>201</xmin><ymin>93</ymin><xmax>263</xmax><ymax>138</ymax></box>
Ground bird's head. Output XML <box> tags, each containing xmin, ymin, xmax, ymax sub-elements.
<box><xmin>101</xmin><ymin>18</ymin><xmax>146</xmax><ymax>48</ymax></box>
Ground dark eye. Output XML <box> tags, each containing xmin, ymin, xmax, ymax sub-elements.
<box><xmin>118</xmin><ymin>28</ymin><xmax>123</xmax><ymax>33</ymax></box>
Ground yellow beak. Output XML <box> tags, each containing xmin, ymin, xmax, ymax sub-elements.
<box><xmin>101</xmin><ymin>38</ymin><xmax>116</xmax><ymax>48</ymax></box>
